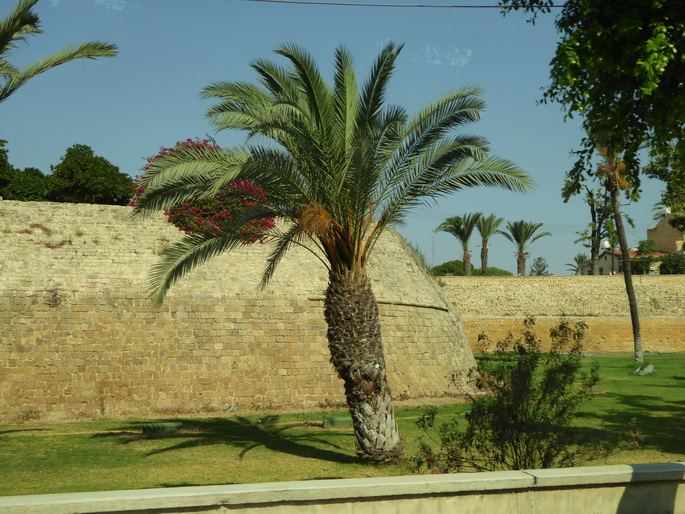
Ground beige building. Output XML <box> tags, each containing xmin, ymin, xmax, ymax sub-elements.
<box><xmin>647</xmin><ymin>214</ymin><xmax>685</xmax><ymax>254</ymax></box>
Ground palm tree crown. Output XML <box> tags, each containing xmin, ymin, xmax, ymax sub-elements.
<box><xmin>435</xmin><ymin>213</ymin><xmax>482</xmax><ymax>276</ymax></box>
<box><xmin>476</xmin><ymin>212</ymin><xmax>505</xmax><ymax>275</ymax></box>
<box><xmin>133</xmin><ymin>43</ymin><xmax>533</xmax><ymax>463</ymax></box>
<box><xmin>566</xmin><ymin>252</ymin><xmax>589</xmax><ymax>275</ymax></box>
<box><xmin>1</xmin><ymin>0</ymin><xmax>117</xmax><ymax>104</ymax></box>
<box><xmin>499</xmin><ymin>220</ymin><xmax>551</xmax><ymax>276</ymax></box>
<box><xmin>134</xmin><ymin>43</ymin><xmax>533</xmax><ymax>300</ymax></box>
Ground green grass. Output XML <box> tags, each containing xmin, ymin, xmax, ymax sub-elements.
<box><xmin>2</xmin><ymin>353</ymin><xmax>685</xmax><ymax>496</ymax></box>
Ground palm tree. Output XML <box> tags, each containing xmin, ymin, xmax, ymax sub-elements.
<box><xmin>499</xmin><ymin>220</ymin><xmax>551</xmax><ymax>276</ymax></box>
<box><xmin>566</xmin><ymin>253</ymin><xmax>589</xmax><ymax>275</ymax></box>
<box><xmin>0</xmin><ymin>0</ymin><xmax>117</xmax><ymax>105</ymax></box>
<box><xmin>435</xmin><ymin>214</ymin><xmax>481</xmax><ymax>276</ymax></box>
<box><xmin>476</xmin><ymin>213</ymin><xmax>505</xmax><ymax>275</ymax></box>
<box><xmin>132</xmin><ymin>43</ymin><xmax>533</xmax><ymax>463</ymax></box>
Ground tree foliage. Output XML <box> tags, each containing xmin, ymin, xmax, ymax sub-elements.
<box><xmin>432</xmin><ymin>260</ymin><xmax>471</xmax><ymax>277</ymax></box>
<box><xmin>566</xmin><ymin>252</ymin><xmax>588</xmax><ymax>275</ymax></box>
<box><xmin>498</xmin><ymin>220</ymin><xmax>551</xmax><ymax>276</ymax></box>
<box><xmin>645</xmin><ymin>144</ymin><xmax>685</xmax><ymax>232</ymax></box>
<box><xmin>529</xmin><ymin>256</ymin><xmax>551</xmax><ymax>276</ymax></box>
<box><xmin>133</xmin><ymin>138</ymin><xmax>275</xmax><ymax>242</ymax></box>
<box><xmin>435</xmin><ymin>213</ymin><xmax>482</xmax><ymax>277</ymax></box>
<box><xmin>48</xmin><ymin>144</ymin><xmax>132</xmax><ymax>205</ymax></box>
<box><xmin>476</xmin><ymin>213</ymin><xmax>505</xmax><ymax>276</ymax></box>
<box><xmin>501</xmin><ymin>0</ymin><xmax>685</xmax><ymax>170</ymax></box>
<box><xmin>0</xmin><ymin>140</ymin><xmax>48</xmax><ymax>200</ymax></box>
<box><xmin>0</xmin><ymin>0</ymin><xmax>117</xmax><ymax>105</ymax></box>
<box><xmin>660</xmin><ymin>254</ymin><xmax>685</xmax><ymax>275</ymax></box>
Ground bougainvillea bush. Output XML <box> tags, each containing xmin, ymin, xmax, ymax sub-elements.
<box><xmin>130</xmin><ymin>138</ymin><xmax>275</xmax><ymax>243</ymax></box>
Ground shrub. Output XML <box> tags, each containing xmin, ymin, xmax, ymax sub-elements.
<box><xmin>414</xmin><ymin>317</ymin><xmax>600</xmax><ymax>472</ymax></box>
<box><xmin>432</xmin><ymin>260</ymin><xmax>471</xmax><ymax>276</ymax></box>
<box><xmin>660</xmin><ymin>253</ymin><xmax>685</xmax><ymax>274</ymax></box>
<box><xmin>473</xmin><ymin>266</ymin><xmax>514</xmax><ymax>276</ymax></box>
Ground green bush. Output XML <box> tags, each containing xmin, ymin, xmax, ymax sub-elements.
<box><xmin>432</xmin><ymin>260</ymin><xmax>471</xmax><ymax>276</ymax></box>
<box><xmin>473</xmin><ymin>266</ymin><xmax>514</xmax><ymax>276</ymax></box>
<box><xmin>414</xmin><ymin>317</ymin><xmax>600</xmax><ymax>472</ymax></box>
<box><xmin>660</xmin><ymin>254</ymin><xmax>685</xmax><ymax>274</ymax></box>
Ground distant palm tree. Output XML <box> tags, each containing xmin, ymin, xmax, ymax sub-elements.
<box><xmin>476</xmin><ymin>213</ymin><xmax>505</xmax><ymax>275</ymax></box>
<box><xmin>566</xmin><ymin>253</ymin><xmax>589</xmax><ymax>275</ymax></box>
<box><xmin>0</xmin><ymin>0</ymin><xmax>117</xmax><ymax>105</ymax></box>
<box><xmin>133</xmin><ymin>43</ymin><xmax>533</xmax><ymax>463</ymax></box>
<box><xmin>435</xmin><ymin>213</ymin><xmax>482</xmax><ymax>276</ymax></box>
<box><xmin>499</xmin><ymin>220</ymin><xmax>551</xmax><ymax>276</ymax></box>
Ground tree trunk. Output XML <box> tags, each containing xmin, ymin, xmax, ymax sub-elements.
<box><xmin>463</xmin><ymin>248</ymin><xmax>472</xmax><ymax>276</ymax></box>
<box><xmin>323</xmin><ymin>274</ymin><xmax>403</xmax><ymax>463</ymax></box>
<box><xmin>481</xmin><ymin>239</ymin><xmax>488</xmax><ymax>275</ymax></box>
<box><xmin>611</xmin><ymin>187</ymin><xmax>643</xmax><ymax>363</ymax></box>
<box><xmin>517</xmin><ymin>254</ymin><xmax>526</xmax><ymax>276</ymax></box>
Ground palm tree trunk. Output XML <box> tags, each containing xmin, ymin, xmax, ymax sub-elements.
<box><xmin>324</xmin><ymin>274</ymin><xmax>403</xmax><ymax>463</ymax></box>
<box><xmin>611</xmin><ymin>188</ymin><xmax>643</xmax><ymax>363</ymax></box>
<box><xmin>517</xmin><ymin>254</ymin><xmax>526</xmax><ymax>276</ymax></box>
<box><xmin>463</xmin><ymin>248</ymin><xmax>472</xmax><ymax>276</ymax></box>
<box><xmin>480</xmin><ymin>239</ymin><xmax>488</xmax><ymax>275</ymax></box>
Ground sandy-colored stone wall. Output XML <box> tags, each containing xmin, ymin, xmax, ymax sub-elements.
<box><xmin>2</xmin><ymin>200</ymin><xmax>684</xmax><ymax>422</ymax></box>
<box><xmin>0</xmin><ymin>201</ymin><xmax>474</xmax><ymax>422</ymax></box>
<box><xmin>441</xmin><ymin>275</ymin><xmax>685</xmax><ymax>353</ymax></box>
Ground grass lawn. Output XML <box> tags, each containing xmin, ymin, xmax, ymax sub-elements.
<box><xmin>1</xmin><ymin>353</ymin><xmax>684</xmax><ymax>496</ymax></box>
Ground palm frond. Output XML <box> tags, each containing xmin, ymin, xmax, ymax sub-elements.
<box><xmin>147</xmin><ymin>230</ymin><xmax>248</xmax><ymax>306</ymax></box>
<box><xmin>259</xmin><ymin>223</ymin><xmax>329</xmax><ymax>289</ymax></box>
<box><xmin>1</xmin><ymin>41</ymin><xmax>117</xmax><ymax>104</ymax></box>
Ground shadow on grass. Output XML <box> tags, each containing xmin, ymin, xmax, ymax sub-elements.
<box><xmin>581</xmin><ymin>392</ymin><xmax>685</xmax><ymax>455</ymax></box>
<box><xmin>93</xmin><ymin>415</ymin><xmax>358</xmax><ymax>464</ymax></box>
<box><xmin>0</xmin><ymin>428</ymin><xmax>50</xmax><ymax>435</ymax></box>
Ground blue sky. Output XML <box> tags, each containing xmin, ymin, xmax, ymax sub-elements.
<box><xmin>1</xmin><ymin>0</ymin><xmax>665</xmax><ymax>275</ymax></box>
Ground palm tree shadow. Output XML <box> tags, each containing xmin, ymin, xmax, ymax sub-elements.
<box><xmin>94</xmin><ymin>415</ymin><xmax>358</xmax><ymax>464</ymax></box>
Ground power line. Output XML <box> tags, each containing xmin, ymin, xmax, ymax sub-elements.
<box><xmin>241</xmin><ymin>0</ymin><xmax>564</xmax><ymax>8</ymax></box>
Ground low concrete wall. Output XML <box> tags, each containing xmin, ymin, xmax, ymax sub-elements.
<box><xmin>1</xmin><ymin>463</ymin><xmax>684</xmax><ymax>513</ymax></box>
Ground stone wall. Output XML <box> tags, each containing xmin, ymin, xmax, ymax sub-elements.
<box><xmin>0</xmin><ymin>201</ymin><xmax>474</xmax><ymax>422</ymax></box>
<box><xmin>441</xmin><ymin>275</ymin><xmax>685</xmax><ymax>353</ymax></box>
<box><xmin>2</xmin><ymin>200</ymin><xmax>684</xmax><ymax>423</ymax></box>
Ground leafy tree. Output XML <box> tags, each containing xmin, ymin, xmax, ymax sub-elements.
<box><xmin>435</xmin><ymin>213</ymin><xmax>482</xmax><ymax>277</ymax></box>
<box><xmin>498</xmin><ymin>0</ymin><xmax>685</xmax><ymax>363</ymax></box>
<box><xmin>632</xmin><ymin>239</ymin><xmax>658</xmax><ymax>276</ymax></box>
<box><xmin>566</xmin><ymin>253</ymin><xmax>588</xmax><ymax>276</ymax></box>
<box><xmin>432</xmin><ymin>260</ymin><xmax>471</xmax><ymax>277</ymax></box>
<box><xmin>132</xmin><ymin>43</ymin><xmax>533</xmax><ymax>463</ymax></box>
<box><xmin>501</xmin><ymin>0</ymin><xmax>685</xmax><ymax>168</ymax></box>
<box><xmin>499</xmin><ymin>220</ymin><xmax>551</xmax><ymax>276</ymax></box>
<box><xmin>0</xmin><ymin>139</ymin><xmax>15</xmax><ymax>194</ymax></box>
<box><xmin>660</xmin><ymin>254</ymin><xmax>685</xmax><ymax>275</ymax></box>
<box><xmin>476</xmin><ymin>213</ymin><xmax>504</xmax><ymax>276</ymax></box>
<box><xmin>0</xmin><ymin>0</ymin><xmax>117</xmax><ymax>105</ymax></box>
<box><xmin>645</xmin><ymin>145</ymin><xmax>685</xmax><ymax>232</ymax></box>
<box><xmin>529</xmin><ymin>256</ymin><xmax>551</xmax><ymax>276</ymax></box>
<box><xmin>48</xmin><ymin>144</ymin><xmax>133</xmax><ymax>205</ymax></box>
<box><xmin>1</xmin><ymin>166</ymin><xmax>47</xmax><ymax>200</ymax></box>
<box><xmin>474</xmin><ymin>266</ymin><xmax>513</xmax><ymax>277</ymax></box>
<box><xmin>0</xmin><ymin>140</ymin><xmax>48</xmax><ymax>200</ymax></box>
<box><xmin>562</xmin><ymin>175</ymin><xmax>615</xmax><ymax>275</ymax></box>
